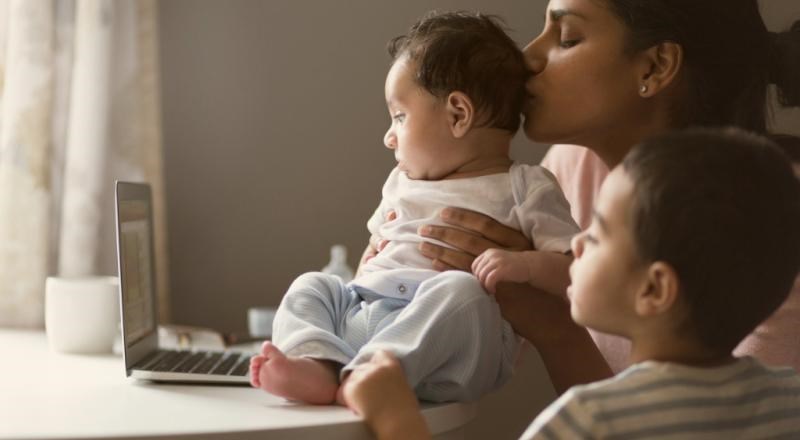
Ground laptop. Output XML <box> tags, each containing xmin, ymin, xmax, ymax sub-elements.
<box><xmin>115</xmin><ymin>181</ymin><xmax>252</xmax><ymax>384</ymax></box>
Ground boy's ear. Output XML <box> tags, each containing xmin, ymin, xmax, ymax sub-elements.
<box><xmin>634</xmin><ymin>261</ymin><xmax>680</xmax><ymax>317</ymax></box>
<box><xmin>445</xmin><ymin>91</ymin><xmax>474</xmax><ymax>138</ymax></box>
<box><xmin>635</xmin><ymin>41</ymin><xmax>683</xmax><ymax>98</ymax></box>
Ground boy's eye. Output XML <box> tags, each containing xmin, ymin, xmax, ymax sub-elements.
<box><xmin>393</xmin><ymin>114</ymin><xmax>406</xmax><ymax>123</ymax></box>
<box><xmin>584</xmin><ymin>233</ymin><xmax>598</xmax><ymax>245</ymax></box>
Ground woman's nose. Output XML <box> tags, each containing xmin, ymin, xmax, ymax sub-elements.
<box><xmin>384</xmin><ymin>129</ymin><xmax>396</xmax><ymax>149</ymax></box>
<box><xmin>522</xmin><ymin>37</ymin><xmax>546</xmax><ymax>75</ymax></box>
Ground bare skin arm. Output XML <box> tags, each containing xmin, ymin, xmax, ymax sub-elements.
<box><xmin>419</xmin><ymin>207</ymin><xmax>613</xmax><ymax>393</ymax></box>
<box><xmin>494</xmin><ymin>282</ymin><xmax>613</xmax><ymax>394</ymax></box>
<box><xmin>521</xmin><ymin>250</ymin><xmax>572</xmax><ymax>297</ymax></box>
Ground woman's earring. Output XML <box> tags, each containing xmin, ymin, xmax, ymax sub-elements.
<box><xmin>640</xmin><ymin>84</ymin><xmax>648</xmax><ymax>95</ymax></box>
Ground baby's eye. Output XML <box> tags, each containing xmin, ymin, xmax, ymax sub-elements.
<box><xmin>392</xmin><ymin>114</ymin><xmax>406</xmax><ymax>123</ymax></box>
<box><xmin>584</xmin><ymin>233</ymin><xmax>598</xmax><ymax>245</ymax></box>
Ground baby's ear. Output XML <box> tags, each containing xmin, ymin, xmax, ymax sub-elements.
<box><xmin>446</xmin><ymin>91</ymin><xmax>474</xmax><ymax>138</ymax></box>
<box><xmin>635</xmin><ymin>261</ymin><xmax>680</xmax><ymax>317</ymax></box>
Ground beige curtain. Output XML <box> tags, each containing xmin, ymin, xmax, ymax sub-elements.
<box><xmin>0</xmin><ymin>0</ymin><xmax>169</xmax><ymax>328</ymax></box>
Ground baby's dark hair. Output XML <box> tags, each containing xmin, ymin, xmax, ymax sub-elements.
<box><xmin>387</xmin><ymin>11</ymin><xmax>529</xmax><ymax>133</ymax></box>
<box><xmin>622</xmin><ymin>128</ymin><xmax>800</xmax><ymax>354</ymax></box>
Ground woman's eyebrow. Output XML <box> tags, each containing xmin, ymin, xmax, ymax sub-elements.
<box><xmin>547</xmin><ymin>9</ymin><xmax>588</xmax><ymax>23</ymax></box>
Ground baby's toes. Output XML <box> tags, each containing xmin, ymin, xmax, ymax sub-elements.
<box><xmin>249</xmin><ymin>356</ymin><xmax>264</xmax><ymax>387</ymax></box>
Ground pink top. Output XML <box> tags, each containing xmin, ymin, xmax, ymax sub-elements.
<box><xmin>541</xmin><ymin>144</ymin><xmax>800</xmax><ymax>373</ymax></box>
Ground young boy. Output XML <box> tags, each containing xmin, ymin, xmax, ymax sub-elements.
<box><xmin>341</xmin><ymin>128</ymin><xmax>800</xmax><ymax>438</ymax></box>
<box><xmin>248</xmin><ymin>11</ymin><xmax>580</xmax><ymax>405</ymax></box>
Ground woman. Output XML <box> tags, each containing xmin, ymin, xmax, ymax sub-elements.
<box><xmin>365</xmin><ymin>0</ymin><xmax>800</xmax><ymax>394</ymax></box>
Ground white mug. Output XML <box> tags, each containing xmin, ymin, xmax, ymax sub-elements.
<box><xmin>45</xmin><ymin>276</ymin><xmax>120</xmax><ymax>354</ymax></box>
<box><xmin>248</xmin><ymin>307</ymin><xmax>276</xmax><ymax>338</ymax></box>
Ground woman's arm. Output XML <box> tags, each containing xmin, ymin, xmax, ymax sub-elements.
<box><xmin>495</xmin><ymin>282</ymin><xmax>613</xmax><ymax>394</ymax></box>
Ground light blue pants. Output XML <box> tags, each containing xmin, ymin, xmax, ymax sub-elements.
<box><xmin>272</xmin><ymin>271</ymin><xmax>519</xmax><ymax>402</ymax></box>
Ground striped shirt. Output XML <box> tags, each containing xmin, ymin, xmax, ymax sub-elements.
<box><xmin>520</xmin><ymin>357</ymin><xmax>800</xmax><ymax>439</ymax></box>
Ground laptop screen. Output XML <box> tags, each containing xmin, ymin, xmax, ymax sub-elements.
<box><xmin>116</xmin><ymin>184</ymin><xmax>157</xmax><ymax>348</ymax></box>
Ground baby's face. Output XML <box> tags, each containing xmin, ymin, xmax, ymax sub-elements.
<box><xmin>568</xmin><ymin>167</ymin><xmax>646</xmax><ymax>336</ymax></box>
<box><xmin>383</xmin><ymin>57</ymin><xmax>471</xmax><ymax>180</ymax></box>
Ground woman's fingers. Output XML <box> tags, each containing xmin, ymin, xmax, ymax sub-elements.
<box><xmin>417</xmin><ymin>209</ymin><xmax>531</xmax><ymax>272</ymax></box>
<box><xmin>440</xmin><ymin>208</ymin><xmax>532</xmax><ymax>251</ymax></box>
<box><xmin>419</xmin><ymin>241</ymin><xmax>476</xmax><ymax>272</ymax></box>
<box><xmin>419</xmin><ymin>224</ymin><xmax>499</xmax><ymax>257</ymax></box>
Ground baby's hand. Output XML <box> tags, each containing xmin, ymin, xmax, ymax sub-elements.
<box><xmin>342</xmin><ymin>351</ymin><xmax>429</xmax><ymax>439</ymax></box>
<box><xmin>472</xmin><ymin>249</ymin><xmax>531</xmax><ymax>294</ymax></box>
<box><xmin>341</xmin><ymin>350</ymin><xmax>417</xmax><ymax>421</ymax></box>
<box><xmin>361</xmin><ymin>211</ymin><xmax>397</xmax><ymax>267</ymax></box>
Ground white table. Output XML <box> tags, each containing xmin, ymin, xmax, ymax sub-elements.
<box><xmin>0</xmin><ymin>329</ymin><xmax>475</xmax><ymax>439</ymax></box>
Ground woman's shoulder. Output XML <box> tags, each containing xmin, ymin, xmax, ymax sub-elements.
<box><xmin>540</xmin><ymin>145</ymin><xmax>608</xmax><ymax>186</ymax></box>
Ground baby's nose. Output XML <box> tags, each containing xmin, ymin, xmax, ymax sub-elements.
<box><xmin>384</xmin><ymin>130</ymin><xmax>397</xmax><ymax>149</ymax></box>
<box><xmin>571</xmin><ymin>233</ymin><xmax>585</xmax><ymax>258</ymax></box>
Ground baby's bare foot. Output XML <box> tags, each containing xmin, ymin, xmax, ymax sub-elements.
<box><xmin>249</xmin><ymin>354</ymin><xmax>266</xmax><ymax>388</ymax></box>
<box><xmin>255</xmin><ymin>341</ymin><xmax>340</xmax><ymax>404</ymax></box>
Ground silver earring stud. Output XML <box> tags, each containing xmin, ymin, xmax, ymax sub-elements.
<box><xmin>640</xmin><ymin>84</ymin><xmax>648</xmax><ymax>94</ymax></box>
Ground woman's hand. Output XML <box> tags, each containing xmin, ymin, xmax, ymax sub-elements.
<box><xmin>419</xmin><ymin>207</ymin><xmax>532</xmax><ymax>271</ymax></box>
<box><xmin>341</xmin><ymin>351</ymin><xmax>430</xmax><ymax>440</ymax></box>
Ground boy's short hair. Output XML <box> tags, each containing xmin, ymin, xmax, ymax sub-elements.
<box><xmin>387</xmin><ymin>11</ymin><xmax>529</xmax><ymax>133</ymax></box>
<box><xmin>622</xmin><ymin>128</ymin><xmax>800</xmax><ymax>353</ymax></box>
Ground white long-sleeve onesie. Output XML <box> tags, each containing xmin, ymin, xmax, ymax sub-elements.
<box><xmin>272</xmin><ymin>163</ymin><xmax>579</xmax><ymax>402</ymax></box>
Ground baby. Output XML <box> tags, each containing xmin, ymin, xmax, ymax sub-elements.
<box><xmin>250</xmin><ymin>11</ymin><xmax>579</xmax><ymax>405</ymax></box>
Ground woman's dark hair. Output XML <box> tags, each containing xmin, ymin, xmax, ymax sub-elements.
<box><xmin>623</xmin><ymin>128</ymin><xmax>800</xmax><ymax>353</ymax></box>
<box><xmin>387</xmin><ymin>11</ymin><xmax>529</xmax><ymax>133</ymax></box>
<box><xmin>605</xmin><ymin>0</ymin><xmax>800</xmax><ymax>133</ymax></box>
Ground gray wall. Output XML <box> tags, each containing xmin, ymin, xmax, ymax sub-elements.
<box><xmin>159</xmin><ymin>0</ymin><xmax>548</xmax><ymax>335</ymax></box>
<box><xmin>158</xmin><ymin>2</ymin><xmax>799</xmax><ymax>438</ymax></box>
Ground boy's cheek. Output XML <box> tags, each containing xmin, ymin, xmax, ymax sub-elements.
<box><xmin>568</xmin><ymin>261</ymin><xmax>577</xmax><ymax>283</ymax></box>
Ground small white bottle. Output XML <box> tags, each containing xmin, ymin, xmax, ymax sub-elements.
<box><xmin>322</xmin><ymin>244</ymin><xmax>354</xmax><ymax>283</ymax></box>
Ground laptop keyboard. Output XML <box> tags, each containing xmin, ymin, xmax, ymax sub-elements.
<box><xmin>134</xmin><ymin>349</ymin><xmax>253</xmax><ymax>376</ymax></box>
